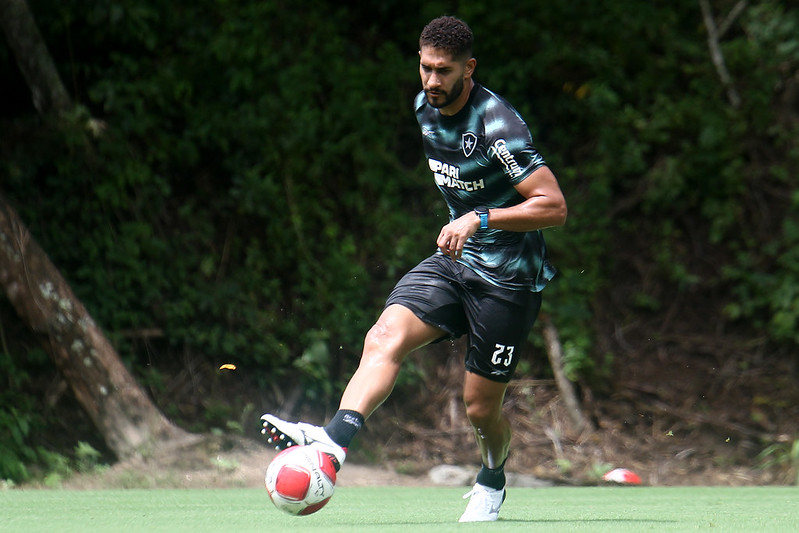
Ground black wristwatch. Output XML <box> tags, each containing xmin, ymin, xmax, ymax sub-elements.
<box><xmin>474</xmin><ymin>206</ymin><xmax>489</xmax><ymax>230</ymax></box>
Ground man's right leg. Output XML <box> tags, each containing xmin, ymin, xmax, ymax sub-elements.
<box><xmin>261</xmin><ymin>304</ymin><xmax>442</xmax><ymax>467</ymax></box>
<box><xmin>338</xmin><ymin>304</ymin><xmax>443</xmax><ymax>416</ymax></box>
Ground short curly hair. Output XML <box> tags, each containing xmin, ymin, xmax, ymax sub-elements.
<box><xmin>419</xmin><ymin>16</ymin><xmax>473</xmax><ymax>60</ymax></box>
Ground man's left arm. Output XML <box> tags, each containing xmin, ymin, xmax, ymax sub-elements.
<box><xmin>436</xmin><ymin>166</ymin><xmax>567</xmax><ymax>260</ymax></box>
<box><xmin>485</xmin><ymin>165</ymin><xmax>567</xmax><ymax>232</ymax></box>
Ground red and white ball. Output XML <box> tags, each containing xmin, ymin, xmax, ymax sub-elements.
<box><xmin>265</xmin><ymin>446</ymin><xmax>337</xmax><ymax>515</ymax></box>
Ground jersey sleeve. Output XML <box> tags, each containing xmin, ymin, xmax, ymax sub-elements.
<box><xmin>484</xmin><ymin>99</ymin><xmax>547</xmax><ymax>186</ymax></box>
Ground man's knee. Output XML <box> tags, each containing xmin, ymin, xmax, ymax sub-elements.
<box><xmin>463</xmin><ymin>394</ymin><xmax>503</xmax><ymax>426</ymax></box>
<box><xmin>463</xmin><ymin>373</ymin><xmax>507</xmax><ymax>426</ymax></box>
<box><xmin>364</xmin><ymin>320</ymin><xmax>391</xmax><ymax>347</ymax></box>
<box><xmin>363</xmin><ymin>305</ymin><xmax>441</xmax><ymax>356</ymax></box>
<box><xmin>361</xmin><ymin>315</ymin><xmax>422</xmax><ymax>368</ymax></box>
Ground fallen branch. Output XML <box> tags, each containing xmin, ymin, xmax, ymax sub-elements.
<box><xmin>540</xmin><ymin>315</ymin><xmax>594</xmax><ymax>434</ymax></box>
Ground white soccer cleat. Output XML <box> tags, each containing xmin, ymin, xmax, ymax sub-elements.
<box><xmin>458</xmin><ymin>483</ymin><xmax>506</xmax><ymax>522</ymax></box>
<box><xmin>260</xmin><ymin>414</ymin><xmax>346</xmax><ymax>470</ymax></box>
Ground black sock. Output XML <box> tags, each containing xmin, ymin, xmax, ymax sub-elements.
<box><xmin>475</xmin><ymin>457</ymin><xmax>507</xmax><ymax>490</ymax></box>
<box><xmin>324</xmin><ymin>409</ymin><xmax>364</xmax><ymax>449</ymax></box>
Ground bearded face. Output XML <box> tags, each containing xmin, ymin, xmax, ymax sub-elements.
<box><xmin>419</xmin><ymin>46</ymin><xmax>474</xmax><ymax>115</ymax></box>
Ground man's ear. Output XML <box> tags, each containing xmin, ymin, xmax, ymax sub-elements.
<box><xmin>465</xmin><ymin>58</ymin><xmax>476</xmax><ymax>78</ymax></box>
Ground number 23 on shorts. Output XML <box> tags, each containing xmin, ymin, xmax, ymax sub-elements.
<box><xmin>491</xmin><ymin>344</ymin><xmax>514</xmax><ymax>367</ymax></box>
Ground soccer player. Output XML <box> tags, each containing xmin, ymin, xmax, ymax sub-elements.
<box><xmin>261</xmin><ymin>15</ymin><xmax>567</xmax><ymax>522</ymax></box>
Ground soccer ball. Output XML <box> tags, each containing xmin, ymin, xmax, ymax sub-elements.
<box><xmin>265</xmin><ymin>446</ymin><xmax>337</xmax><ymax>515</ymax></box>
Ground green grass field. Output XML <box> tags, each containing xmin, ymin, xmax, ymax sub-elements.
<box><xmin>2</xmin><ymin>486</ymin><xmax>797</xmax><ymax>532</ymax></box>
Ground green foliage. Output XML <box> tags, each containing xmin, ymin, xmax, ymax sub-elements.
<box><xmin>37</xmin><ymin>448</ymin><xmax>72</xmax><ymax>488</ymax></box>
<box><xmin>757</xmin><ymin>438</ymin><xmax>799</xmax><ymax>485</ymax></box>
<box><xmin>4</xmin><ymin>0</ymin><xmax>431</xmax><ymax>394</ymax></box>
<box><xmin>0</xmin><ymin>328</ymin><xmax>52</xmax><ymax>484</ymax></box>
<box><xmin>0</xmin><ymin>407</ymin><xmax>35</xmax><ymax>483</ymax></box>
<box><xmin>73</xmin><ymin>441</ymin><xmax>106</xmax><ymax>474</ymax></box>
<box><xmin>2</xmin><ymin>0</ymin><xmax>798</xmax><ymax>472</ymax></box>
<box><xmin>0</xmin><ymin>401</ymin><xmax>105</xmax><ymax>484</ymax></box>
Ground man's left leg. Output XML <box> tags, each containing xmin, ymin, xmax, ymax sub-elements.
<box><xmin>463</xmin><ymin>371</ymin><xmax>511</xmax><ymax>470</ymax></box>
<box><xmin>458</xmin><ymin>371</ymin><xmax>510</xmax><ymax>522</ymax></box>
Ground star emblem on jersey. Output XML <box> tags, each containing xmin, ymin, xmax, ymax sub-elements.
<box><xmin>462</xmin><ymin>132</ymin><xmax>477</xmax><ymax>157</ymax></box>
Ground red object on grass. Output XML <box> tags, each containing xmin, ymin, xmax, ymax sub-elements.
<box><xmin>603</xmin><ymin>467</ymin><xmax>642</xmax><ymax>484</ymax></box>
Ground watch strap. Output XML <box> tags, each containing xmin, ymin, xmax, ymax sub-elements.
<box><xmin>474</xmin><ymin>206</ymin><xmax>489</xmax><ymax>229</ymax></box>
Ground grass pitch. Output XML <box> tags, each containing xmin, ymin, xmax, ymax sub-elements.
<box><xmin>2</xmin><ymin>486</ymin><xmax>797</xmax><ymax>532</ymax></box>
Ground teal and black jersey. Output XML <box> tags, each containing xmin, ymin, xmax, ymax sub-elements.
<box><xmin>414</xmin><ymin>83</ymin><xmax>556</xmax><ymax>292</ymax></box>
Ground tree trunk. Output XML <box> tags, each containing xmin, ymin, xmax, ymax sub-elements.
<box><xmin>0</xmin><ymin>196</ymin><xmax>195</xmax><ymax>458</ymax></box>
<box><xmin>1</xmin><ymin>0</ymin><xmax>197</xmax><ymax>459</ymax></box>
<box><xmin>0</xmin><ymin>0</ymin><xmax>72</xmax><ymax>115</ymax></box>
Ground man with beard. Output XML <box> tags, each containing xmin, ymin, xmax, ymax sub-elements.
<box><xmin>261</xmin><ymin>15</ymin><xmax>567</xmax><ymax>522</ymax></box>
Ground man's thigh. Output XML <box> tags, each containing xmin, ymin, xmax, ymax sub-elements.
<box><xmin>462</xmin><ymin>273</ymin><xmax>543</xmax><ymax>383</ymax></box>
<box><xmin>384</xmin><ymin>254</ymin><xmax>469</xmax><ymax>340</ymax></box>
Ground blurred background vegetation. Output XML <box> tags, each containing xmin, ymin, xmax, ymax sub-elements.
<box><xmin>1</xmin><ymin>0</ymin><xmax>798</xmax><ymax>484</ymax></box>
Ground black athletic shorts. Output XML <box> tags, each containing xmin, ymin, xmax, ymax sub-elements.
<box><xmin>384</xmin><ymin>253</ymin><xmax>542</xmax><ymax>383</ymax></box>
